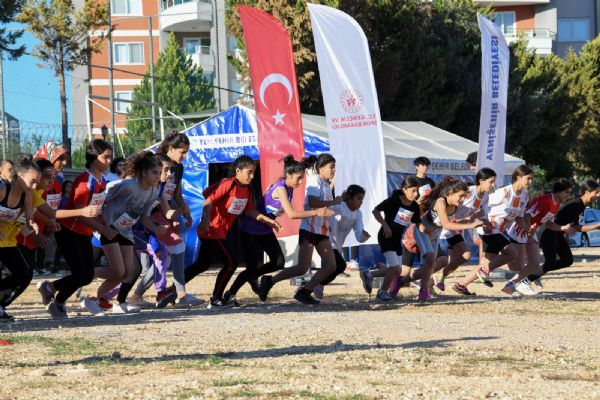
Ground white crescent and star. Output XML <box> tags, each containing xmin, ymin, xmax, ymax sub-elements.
<box><xmin>259</xmin><ymin>73</ymin><xmax>293</xmax><ymax>126</ymax></box>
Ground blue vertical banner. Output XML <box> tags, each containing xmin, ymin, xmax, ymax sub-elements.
<box><xmin>476</xmin><ymin>14</ymin><xmax>510</xmax><ymax>180</ymax></box>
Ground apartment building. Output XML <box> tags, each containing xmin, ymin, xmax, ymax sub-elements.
<box><xmin>476</xmin><ymin>0</ymin><xmax>600</xmax><ymax>57</ymax></box>
<box><xmin>72</xmin><ymin>0</ymin><xmax>239</xmax><ymax>137</ymax></box>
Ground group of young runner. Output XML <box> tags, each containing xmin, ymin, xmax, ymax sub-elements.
<box><xmin>0</xmin><ymin>133</ymin><xmax>598</xmax><ymax>321</ymax></box>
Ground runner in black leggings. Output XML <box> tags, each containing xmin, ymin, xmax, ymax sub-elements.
<box><xmin>527</xmin><ymin>180</ymin><xmax>600</xmax><ymax>286</ymax></box>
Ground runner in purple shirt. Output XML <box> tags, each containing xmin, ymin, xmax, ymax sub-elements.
<box><xmin>223</xmin><ymin>155</ymin><xmax>332</xmax><ymax>306</ymax></box>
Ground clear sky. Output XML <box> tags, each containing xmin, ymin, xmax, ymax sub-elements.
<box><xmin>3</xmin><ymin>23</ymin><xmax>73</xmax><ymax>126</ymax></box>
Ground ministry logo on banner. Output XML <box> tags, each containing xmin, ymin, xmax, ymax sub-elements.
<box><xmin>309</xmin><ymin>3</ymin><xmax>387</xmax><ymax>246</ymax></box>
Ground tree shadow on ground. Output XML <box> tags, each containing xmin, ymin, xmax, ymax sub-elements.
<box><xmin>60</xmin><ymin>336</ymin><xmax>499</xmax><ymax>366</ymax></box>
<box><xmin>535</xmin><ymin>291</ymin><xmax>600</xmax><ymax>301</ymax></box>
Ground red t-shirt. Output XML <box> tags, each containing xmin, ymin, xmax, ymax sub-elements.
<box><xmin>59</xmin><ymin>171</ymin><xmax>107</xmax><ymax>237</ymax></box>
<box><xmin>198</xmin><ymin>178</ymin><xmax>254</xmax><ymax>240</ymax></box>
<box><xmin>527</xmin><ymin>193</ymin><xmax>560</xmax><ymax>229</ymax></box>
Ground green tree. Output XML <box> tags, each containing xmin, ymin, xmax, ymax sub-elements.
<box><xmin>0</xmin><ymin>0</ymin><xmax>25</xmax><ymax>59</ymax></box>
<box><xmin>505</xmin><ymin>39</ymin><xmax>578</xmax><ymax>178</ymax></box>
<box><xmin>225</xmin><ymin>0</ymin><xmax>338</xmax><ymax>114</ymax></box>
<box><xmin>564</xmin><ymin>36</ymin><xmax>600</xmax><ymax>176</ymax></box>
<box><xmin>17</xmin><ymin>0</ymin><xmax>109</xmax><ymax>164</ymax></box>
<box><xmin>340</xmin><ymin>0</ymin><xmax>487</xmax><ymax>138</ymax></box>
<box><xmin>125</xmin><ymin>33</ymin><xmax>214</xmax><ymax>154</ymax></box>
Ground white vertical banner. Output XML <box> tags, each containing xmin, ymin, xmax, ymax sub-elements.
<box><xmin>308</xmin><ymin>3</ymin><xmax>386</xmax><ymax>246</ymax></box>
<box><xmin>476</xmin><ymin>14</ymin><xmax>510</xmax><ymax>179</ymax></box>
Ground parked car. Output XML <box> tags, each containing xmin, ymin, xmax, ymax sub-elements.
<box><xmin>569</xmin><ymin>208</ymin><xmax>600</xmax><ymax>247</ymax></box>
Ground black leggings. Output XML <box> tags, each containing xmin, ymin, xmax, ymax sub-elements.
<box><xmin>185</xmin><ymin>239</ymin><xmax>237</xmax><ymax>300</ymax></box>
<box><xmin>321</xmin><ymin>249</ymin><xmax>347</xmax><ymax>286</ymax></box>
<box><xmin>528</xmin><ymin>230</ymin><xmax>573</xmax><ymax>281</ymax></box>
<box><xmin>116</xmin><ymin>251</ymin><xmax>143</xmax><ymax>304</ymax></box>
<box><xmin>53</xmin><ymin>229</ymin><xmax>95</xmax><ymax>304</ymax></box>
<box><xmin>0</xmin><ymin>246</ymin><xmax>34</xmax><ymax>308</ymax></box>
<box><xmin>229</xmin><ymin>231</ymin><xmax>285</xmax><ymax>295</ymax></box>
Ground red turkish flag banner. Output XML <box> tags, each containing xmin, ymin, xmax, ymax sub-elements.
<box><xmin>239</xmin><ymin>6</ymin><xmax>306</xmax><ymax>237</ymax></box>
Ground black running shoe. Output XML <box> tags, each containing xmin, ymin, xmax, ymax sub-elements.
<box><xmin>0</xmin><ymin>306</ymin><xmax>14</xmax><ymax>323</ymax></box>
<box><xmin>258</xmin><ymin>275</ymin><xmax>274</xmax><ymax>302</ymax></box>
<box><xmin>207</xmin><ymin>298</ymin><xmax>234</xmax><ymax>310</ymax></box>
<box><xmin>249</xmin><ymin>280</ymin><xmax>260</xmax><ymax>295</ymax></box>
<box><xmin>294</xmin><ymin>288</ymin><xmax>320</xmax><ymax>305</ymax></box>
<box><xmin>222</xmin><ymin>291</ymin><xmax>241</xmax><ymax>308</ymax></box>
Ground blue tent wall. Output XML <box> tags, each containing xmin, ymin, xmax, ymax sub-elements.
<box><xmin>179</xmin><ymin>105</ymin><xmax>330</xmax><ymax>264</ymax></box>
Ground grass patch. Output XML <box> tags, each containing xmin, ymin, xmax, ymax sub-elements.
<box><xmin>177</xmin><ymin>387</ymin><xmax>204</xmax><ymax>399</ymax></box>
<box><xmin>2</xmin><ymin>334</ymin><xmax>97</xmax><ymax>356</ymax></box>
<box><xmin>298</xmin><ymin>391</ymin><xmax>371</xmax><ymax>400</ymax></box>
<box><xmin>226</xmin><ymin>388</ymin><xmax>262</xmax><ymax>397</ymax></box>
<box><xmin>212</xmin><ymin>378</ymin><xmax>254</xmax><ymax>387</ymax></box>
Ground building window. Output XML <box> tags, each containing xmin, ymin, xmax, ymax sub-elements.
<box><xmin>111</xmin><ymin>0</ymin><xmax>142</xmax><ymax>15</ymax></box>
<box><xmin>115</xmin><ymin>91</ymin><xmax>133</xmax><ymax>114</ymax></box>
<box><xmin>113</xmin><ymin>42</ymin><xmax>144</xmax><ymax>65</ymax></box>
<box><xmin>184</xmin><ymin>38</ymin><xmax>211</xmax><ymax>55</ymax></box>
<box><xmin>558</xmin><ymin>18</ymin><xmax>590</xmax><ymax>42</ymax></box>
<box><xmin>492</xmin><ymin>12</ymin><xmax>516</xmax><ymax>35</ymax></box>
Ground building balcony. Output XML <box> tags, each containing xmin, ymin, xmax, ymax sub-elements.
<box><xmin>503</xmin><ymin>28</ymin><xmax>555</xmax><ymax>55</ymax></box>
<box><xmin>159</xmin><ymin>0</ymin><xmax>213</xmax><ymax>33</ymax></box>
<box><xmin>187</xmin><ymin>52</ymin><xmax>215</xmax><ymax>73</ymax></box>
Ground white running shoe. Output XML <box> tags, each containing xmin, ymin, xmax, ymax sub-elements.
<box><xmin>113</xmin><ymin>302</ymin><xmax>141</xmax><ymax>314</ymax></box>
<box><xmin>515</xmin><ymin>279</ymin><xmax>538</xmax><ymax>297</ymax></box>
<box><xmin>81</xmin><ymin>297</ymin><xmax>105</xmax><ymax>316</ymax></box>
<box><xmin>127</xmin><ymin>295</ymin><xmax>155</xmax><ymax>309</ymax></box>
<box><xmin>175</xmin><ymin>293</ymin><xmax>205</xmax><ymax>307</ymax></box>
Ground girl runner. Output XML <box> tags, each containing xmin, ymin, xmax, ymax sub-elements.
<box><xmin>503</xmin><ymin>179</ymin><xmax>574</xmax><ymax>296</ymax></box>
<box><xmin>322</xmin><ymin>184</ymin><xmax>370</xmax><ymax>297</ymax></box>
<box><xmin>257</xmin><ymin>154</ymin><xmax>340</xmax><ymax>305</ymax></box>
<box><xmin>97</xmin><ymin>152</ymin><xmax>172</xmax><ymax>313</ymax></box>
<box><xmin>0</xmin><ymin>158</ymin><xmax>40</xmax><ymax>322</ymax></box>
<box><xmin>527</xmin><ymin>180</ymin><xmax>600</xmax><ymax>286</ymax></box>
<box><xmin>38</xmin><ymin>139</ymin><xmax>116</xmax><ymax>319</ymax></box>
<box><xmin>434</xmin><ymin>168</ymin><xmax>496</xmax><ymax>292</ymax></box>
<box><xmin>185</xmin><ymin>155</ymin><xmax>280</xmax><ymax>308</ymax></box>
<box><xmin>155</xmin><ymin>131</ymin><xmax>195</xmax><ymax>303</ymax></box>
<box><xmin>229</xmin><ymin>155</ymin><xmax>332</xmax><ymax>306</ymax></box>
<box><xmin>454</xmin><ymin>165</ymin><xmax>533</xmax><ymax>295</ymax></box>
<box><xmin>401</xmin><ymin>179</ymin><xmax>486</xmax><ymax>301</ymax></box>
<box><xmin>18</xmin><ymin>159</ymin><xmax>101</xmax><ymax>271</ymax></box>
<box><xmin>360</xmin><ymin>177</ymin><xmax>421</xmax><ymax>301</ymax></box>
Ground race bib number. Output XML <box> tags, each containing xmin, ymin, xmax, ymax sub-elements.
<box><xmin>114</xmin><ymin>212</ymin><xmax>137</xmax><ymax>229</ymax></box>
<box><xmin>505</xmin><ymin>206</ymin><xmax>520</xmax><ymax>219</ymax></box>
<box><xmin>89</xmin><ymin>192</ymin><xmax>106</xmax><ymax>207</ymax></box>
<box><xmin>228</xmin><ymin>198</ymin><xmax>248</xmax><ymax>215</ymax></box>
<box><xmin>46</xmin><ymin>193</ymin><xmax>61</xmax><ymax>210</ymax></box>
<box><xmin>394</xmin><ymin>208</ymin><xmax>414</xmax><ymax>227</ymax></box>
<box><xmin>540</xmin><ymin>212</ymin><xmax>554</xmax><ymax>224</ymax></box>
<box><xmin>0</xmin><ymin>206</ymin><xmax>20</xmax><ymax>222</ymax></box>
<box><xmin>419</xmin><ymin>184</ymin><xmax>432</xmax><ymax>197</ymax></box>
<box><xmin>163</xmin><ymin>182</ymin><xmax>176</xmax><ymax>202</ymax></box>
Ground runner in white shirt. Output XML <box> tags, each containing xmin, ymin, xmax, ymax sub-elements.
<box><xmin>434</xmin><ymin>168</ymin><xmax>496</xmax><ymax>293</ymax></box>
<box><xmin>454</xmin><ymin>165</ymin><xmax>533</xmax><ymax>296</ymax></box>
<box><xmin>264</xmin><ymin>153</ymin><xmax>341</xmax><ymax>305</ymax></box>
<box><xmin>316</xmin><ymin>184</ymin><xmax>370</xmax><ymax>299</ymax></box>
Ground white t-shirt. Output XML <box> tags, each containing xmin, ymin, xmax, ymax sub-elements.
<box><xmin>300</xmin><ymin>174</ymin><xmax>333</xmax><ymax>235</ymax></box>
<box><xmin>440</xmin><ymin>185</ymin><xmax>489</xmax><ymax>239</ymax></box>
<box><xmin>328</xmin><ymin>203</ymin><xmax>368</xmax><ymax>250</ymax></box>
<box><xmin>478</xmin><ymin>184</ymin><xmax>528</xmax><ymax>235</ymax></box>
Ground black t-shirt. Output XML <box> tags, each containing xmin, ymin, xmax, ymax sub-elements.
<box><xmin>415</xmin><ymin>176</ymin><xmax>436</xmax><ymax>199</ymax></box>
<box><xmin>171</xmin><ymin>163</ymin><xmax>184</xmax><ymax>188</ymax></box>
<box><xmin>375</xmin><ymin>191</ymin><xmax>421</xmax><ymax>253</ymax></box>
<box><xmin>554</xmin><ymin>197</ymin><xmax>585</xmax><ymax>226</ymax></box>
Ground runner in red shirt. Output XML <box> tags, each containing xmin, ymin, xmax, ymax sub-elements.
<box><xmin>504</xmin><ymin>179</ymin><xmax>574</xmax><ymax>296</ymax></box>
<box><xmin>37</xmin><ymin>139</ymin><xmax>116</xmax><ymax>320</ymax></box>
<box><xmin>183</xmin><ymin>155</ymin><xmax>280</xmax><ymax>309</ymax></box>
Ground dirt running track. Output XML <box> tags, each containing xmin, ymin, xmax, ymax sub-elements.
<box><xmin>1</xmin><ymin>255</ymin><xmax>600</xmax><ymax>399</ymax></box>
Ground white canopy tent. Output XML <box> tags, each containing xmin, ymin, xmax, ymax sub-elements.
<box><xmin>300</xmin><ymin>114</ymin><xmax>524</xmax><ymax>177</ymax></box>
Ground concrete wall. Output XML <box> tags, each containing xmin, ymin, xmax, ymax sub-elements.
<box><xmin>553</xmin><ymin>0</ymin><xmax>598</xmax><ymax>56</ymax></box>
